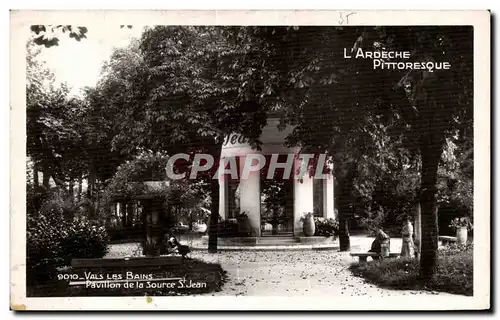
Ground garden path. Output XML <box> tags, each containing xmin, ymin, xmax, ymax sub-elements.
<box><xmin>105</xmin><ymin>236</ymin><xmax>460</xmax><ymax>298</ymax></box>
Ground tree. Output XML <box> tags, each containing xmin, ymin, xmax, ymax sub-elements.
<box><xmin>26</xmin><ymin>41</ymin><xmax>85</xmax><ymax>191</ymax></box>
<box><xmin>364</xmin><ymin>27</ymin><xmax>473</xmax><ymax>281</ymax></box>
<box><xmin>436</xmin><ymin>135</ymin><xmax>473</xmax><ymax>235</ymax></box>
<box><xmin>30</xmin><ymin>24</ymin><xmax>472</xmax><ymax>279</ymax></box>
<box><xmin>234</xmin><ymin>26</ymin><xmax>405</xmax><ymax>251</ymax></box>
<box><xmin>30</xmin><ymin>25</ymin><xmax>88</xmax><ymax>47</ymax></box>
<box><xmin>26</xmin><ymin>39</ymin><xmax>125</xmax><ymax>213</ymax></box>
<box><xmin>29</xmin><ymin>24</ymin><xmax>131</xmax><ymax>48</ymax></box>
<box><xmin>243</xmin><ymin>26</ymin><xmax>472</xmax><ymax>280</ymax></box>
<box><xmin>95</xmin><ymin>26</ymin><xmax>272</xmax><ymax>252</ymax></box>
<box><xmin>72</xmin><ymin>40</ymin><xmax>148</xmax><ymax>207</ymax></box>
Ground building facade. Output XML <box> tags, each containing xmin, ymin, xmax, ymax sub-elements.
<box><xmin>218</xmin><ymin>118</ymin><xmax>335</xmax><ymax>237</ymax></box>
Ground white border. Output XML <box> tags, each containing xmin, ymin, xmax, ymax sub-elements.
<box><xmin>9</xmin><ymin>9</ymin><xmax>491</xmax><ymax>311</ymax></box>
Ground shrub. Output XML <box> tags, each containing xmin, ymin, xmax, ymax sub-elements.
<box><xmin>438</xmin><ymin>202</ymin><xmax>468</xmax><ymax>236</ymax></box>
<box><xmin>26</xmin><ymin>211</ymin><xmax>67</xmax><ymax>284</ymax></box>
<box><xmin>299</xmin><ymin>212</ymin><xmax>313</xmax><ymax>223</ymax></box>
<box><xmin>60</xmin><ymin>217</ymin><xmax>110</xmax><ymax>262</ymax></box>
<box><xmin>349</xmin><ymin>244</ymin><xmax>473</xmax><ymax>296</ymax></box>
<box><xmin>27</xmin><ymin>202</ymin><xmax>110</xmax><ymax>284</ymax></box>
<box><xmin>440</xmin><ymin>242</ymin><xmax>474</xmax><ymax>256</ymax></box>
<box><xmin>38</xmin><ymin>188</ymin><xmax>78</xmax><ymax>220</ymax></box>
<box><xmin>449</xmin><ymin>216</ymin><xmax>473</xmax><ymax>231</ymax></box>
<box><xmin>358</xmin><ymin>207</ymin><xmax>387</xmax><ymax>234</ymax></box>
<box><xmin>217</xmin><ymin>219</ymin><xmax>240</xmax><ymax>238</ymax></box>
<box><xmin>433</xmin><ymin>249</ymin><xmax>473</xmax><ymax>295</ymax></box>
<box><xmin>314</xmin><ymin>217</ymin><xmax>339</xmax><ymax>237</ymax></box>
<box><xmin>235</xmin><ymin>212</ymin><xmax>252</xmax><ymax>236</ymax></box>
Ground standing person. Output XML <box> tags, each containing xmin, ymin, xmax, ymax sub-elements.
<box><xmin>401</xmin><ymin>217</ymin><xmax>415</xmax><ymax>258</ymax></box>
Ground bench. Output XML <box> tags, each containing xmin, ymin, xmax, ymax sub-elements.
<box><xmin>438</xmin><ymin>236</ymin><xmax>457</xmax><ymax>246</ymax></box>
<box><xmin>350</xmin><ymin>252</ymin><xmax>400</xmax><ymax>263</ymax></box>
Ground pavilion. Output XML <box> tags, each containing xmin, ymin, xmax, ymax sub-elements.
<box><xmin>218</xmin><ymin>117</ymin><xmax>336</xmax><ymax>237</ymax></box>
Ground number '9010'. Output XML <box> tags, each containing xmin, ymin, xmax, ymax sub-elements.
<box><xmin>57</xmin><ymin>273</ymin><xmax>79</xmax><ymax>281</ymax></box>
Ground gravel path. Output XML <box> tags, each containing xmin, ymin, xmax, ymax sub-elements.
<box><xmin>105</xmin><ymin>236</ymin><xmax>455</xmax><ymax>297</ymax></box>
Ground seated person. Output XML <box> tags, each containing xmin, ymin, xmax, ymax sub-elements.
<box><xmin>368</xmin><ymin>228</ymin><xmax>390</xmax><ymax>260</ymax></box>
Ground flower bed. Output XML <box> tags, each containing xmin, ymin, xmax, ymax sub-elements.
<box><xmin>314</xmin><ymin>217</ymin><xmax>339</xmax><ymax>238</ymax></box>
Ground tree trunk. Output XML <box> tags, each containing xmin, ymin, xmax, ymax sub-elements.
<box><xmin>87</xmin><ymin>162</ymin><xmax>96</xmax><ymax>199</ymax></box>
<box><xmin>68</xmin><ymin>178</ymin><xmax>74</xmax><ymax>204</ymax></box>
<box><xmin>33</xmin><ymin>163</ymin><xmax>39</xmax><ymax>187</ymax></box>
<box><xmin>338</xmin><ymin>193</ymin><xmax>351</xmax><ymax>251</ymax></box>
<box><xmin>208</xmin><ymin>173</ymin><xmax>220</xmax><ymax>253</ymax></box>
<box><xmin>208</xmin><ymin>142</ymin><xmax>223</xmax><ymax>253</ymax></box>
<box><xmin>414</xmin><ymin>202</ymin><xmax>422</xmax><ymax>260</ymax></box>
<box><xmin>42</xmin><ymin>161</ymin><xmax>51</xmax><ymax>188</ymax></box>
<box><xmin>126</xmin><ymin>202</ymin><xmax>134</xmax><ymax>227</ymax></box>
<box><xmin>188</xmin><ymin>210</ymin><xmax>194</xmax><ymax>231</ymax></box>
<box><xmin>94</xmin><ymin>182</ymin><xmax>100</xmax><ymax>219</ymax></box>
<box><xmin>52</xmin><ymin>175</ymin><xmax>66</xmax><ymax>188</ymax></box>
<box><xmin>337</xmin><ymin>164</ymin><xmax>356</xmax><ymax>251</ymax></box>
<box><xmin>418</xmin><ymin>136</ymin><xmax>442</xmax><ymax>282</ymax></box>
<box><xmin>143</xmin><ymin>199</ymin><xmax>164</xmax><ymax>257</ymax></box>
<box><xmin>78</xmin><ymin>175</ymin><xmax>83</xmax><ymax>202</ymax></box>
<box><xmin>119</xmin><ymin>202</ymin><xmax>126</xmax><ymax>228</ymax></box>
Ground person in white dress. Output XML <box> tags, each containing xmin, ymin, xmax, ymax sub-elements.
<box><xmin>401</xmin><ymin>218</ymin><xmax>415</xmax><ymax>258</ymax></box>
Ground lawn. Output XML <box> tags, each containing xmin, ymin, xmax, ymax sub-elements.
<box><xmin>349</xmin><ymin>243</ymin><xmax>473</xmax><ymax>296</ymax></box>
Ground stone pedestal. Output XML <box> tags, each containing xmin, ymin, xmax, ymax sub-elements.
<box><xmin>142</xmin><ymin>197</ymin><xmax>166</xmax><ymax>257</ymax></box>
<box><xmin>380</xmin><ymin>239</ymin><xmax>390</xmax><ymax>258</ymax></box>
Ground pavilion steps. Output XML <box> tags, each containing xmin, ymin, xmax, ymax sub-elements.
<box><xmin>260</xmin><ymin>232</ymin><xmax>294</xmax><ymax>237</ymax></box>
<box><xmin>200</xmin><ymin>234</ymin><xmax>335</xmax><ymax>247</ymax></box>
<box><xmin>255</xmin><ymin>236</ymin><xmax>298</xmax><ymax>246</ymax></box>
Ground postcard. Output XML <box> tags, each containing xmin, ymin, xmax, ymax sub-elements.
<box><xmin>10</xmin><ymin>9</ymin><xmax>490</xmax><ymax>311</ymax></box>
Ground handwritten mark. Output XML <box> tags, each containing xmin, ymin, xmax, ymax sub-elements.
<box><xmin>339</xmin><ymin>12</ymin><xmax>357</xmax><ymax>25</ymax></box>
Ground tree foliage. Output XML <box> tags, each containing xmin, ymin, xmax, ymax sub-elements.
<box><xmin>26</xmin><ymin>41</ymin><xmax>88</xmax><ymax>188</ymax></box>
<box><xmin>98</xmin><ymin>26</ymin><xmax>276</xmax><ymax>251</ymax></box>
<box><xmin>27</xmin><ymin>25</ymin><xmax>473</xmax><ymax>280</ymax></box>
<box><xmin>30</xmin><ymin>25</ymin><xmax>88</xmax><ymax>47</ymax></box>
<box><xmin>229</xmin><ymin>26</ymin><xmax>472</xmax><ymax>280</ymax></box>
<box><xmin>26</xmin><ymin>38</ymin><xmax>129</xmax><ymax>218</ymax></box>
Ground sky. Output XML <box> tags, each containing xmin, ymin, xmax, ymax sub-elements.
<box><xmin>35</xmin><ymin>25</ymin><xmax>144</xmax><ymax>96</ymax></box>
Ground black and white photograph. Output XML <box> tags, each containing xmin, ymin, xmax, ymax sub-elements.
<box><xmin>10</xmin><ymin>10</ymin><xmax>490</xmax><ymax>311</ymax></box>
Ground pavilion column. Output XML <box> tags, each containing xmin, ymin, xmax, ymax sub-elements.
<box><xmin>239</xmin><ymin>155</ymin><xmax>261</xmax><ymax>236</ymax></box>
<box><xmin>293</xmin><ymin>161</ymin><xmax>314</xmax><ymax>236</ymax></box>
<box><xmin>118</xmin><ymin>202</ymin><xmax>126</xmax><ymax>228</ymax></box>
<box><xmin>325</xmin><ymin>174</ymin><xmax>335</xmax><ymax>219</ymax></box>
<box><xmin>414</xmin><ymin>203</ymin><xmax>422</xmax><ymax>260</ymax></box>
<box><xmin>143</xmin><ymin>197</ymin><xmax>164</xmax><ymax>257</ymax></box>
<box><xmin>218</xmin><ymin>172</ymin><xmax>227</xmax><ymax>221</ymax></box>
